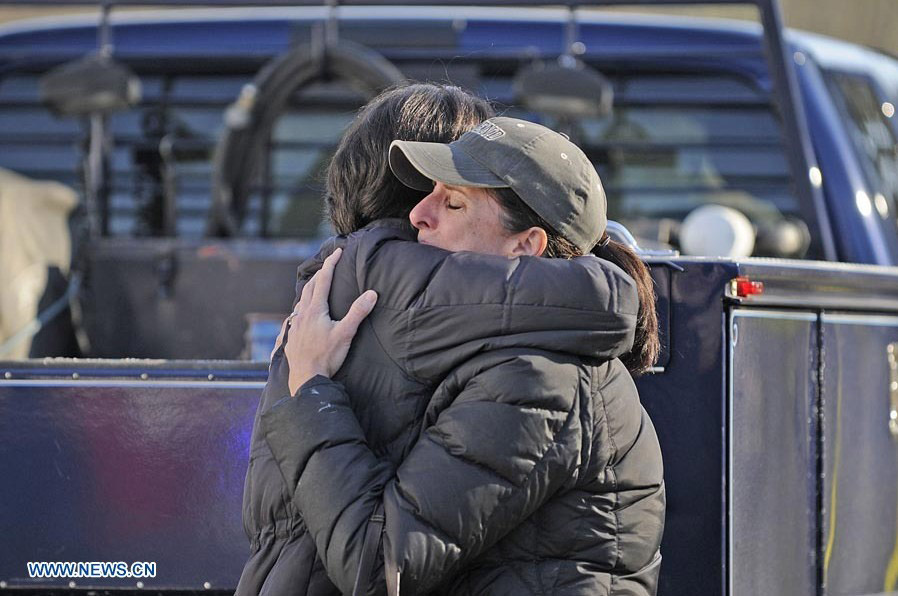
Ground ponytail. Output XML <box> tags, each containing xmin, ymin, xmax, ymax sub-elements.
<box><xmin>491</xmin><ymin>187</ymin><xmax>659</xmax><ymax>376</ymax></box>
<box><xmin>593</xmin><ymin>233</ymin><xmax>659</xmax><ymax>376</ymax></box>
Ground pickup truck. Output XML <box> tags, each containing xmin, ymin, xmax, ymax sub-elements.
<box><xmin>1</xmin><ymin>1</ymin><xmax>897</xmax><ymax>595</ymax></box>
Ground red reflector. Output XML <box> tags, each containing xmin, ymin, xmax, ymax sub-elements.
<box><xmin>731</xmin><ymin>276</ymin><xmax>764</xmax><ymax>298</ymax></box>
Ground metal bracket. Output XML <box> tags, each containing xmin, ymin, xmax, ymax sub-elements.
<box><xmin>325</xmin><ymin>0</ymin><xmax>339</xmax><ymax>47</ymax></box>
<box><xmin>561</xmin><ymin>5</ymin><xmax>583</xmax><ymax>67</ymax></box>
<box><xmin>311</xmin><ymin>0</ymin><xmax>339</xmax><ymax>62</ymax></box>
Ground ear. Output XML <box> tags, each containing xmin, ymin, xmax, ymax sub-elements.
<box><xmin>507</xmin><ymin>226</ymin><xmax>548</xmax><ymax>257</ymax></box>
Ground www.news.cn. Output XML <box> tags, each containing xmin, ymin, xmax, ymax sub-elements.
<box><xmin>27</xmin><ymin>561</ymin><xmax>157</xmax><ymax>579</ymax></box>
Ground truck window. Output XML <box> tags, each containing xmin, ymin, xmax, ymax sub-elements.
<box><xmin>826</xmin><ymin>72</ymin><xmax>898</xmax><ymax>227</ymax></box>
<box><xmin>487</xmin><ymin>70</ymin><xmax>811</xmax><ymax>257</ymax></box>
<box><xmin>0</xmin><ymin>71</ymin><xmax>365</xmax><ymax>239</ymax></box>
<box><xmin>1</xmin><ymin>62</ymin><xmax>811</xmax><ymax>257</ymax></box>
<box><xmin>0</xmin><ymin>74</ymin><xmax>81</xmax><ymax>189</ymax></box>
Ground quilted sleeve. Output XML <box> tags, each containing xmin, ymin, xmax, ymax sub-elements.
<box><xmin>261</xmin><ymin>353</ymin><xmax>585</xmax><ymax>595</ymax></box>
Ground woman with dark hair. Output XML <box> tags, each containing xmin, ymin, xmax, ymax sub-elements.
<box><xmin>236</xmin><ymin>82</ymin><xmax>495</xmax><ymax>596</ymax></box>
<box><xmin>267</xmin><ymin>117</ymin><xmax>665</xmax><ymax>595</ymax></box>
<box><xmin>325</xmin><ymin>84</ymin><xmax>494</xmax><ymax>235</ymax></box>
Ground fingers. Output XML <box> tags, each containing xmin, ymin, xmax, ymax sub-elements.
<box><xmin>335</xmin><ymin>290</ymin><xmax>378</xmax><ymax>342</ymax></box>
<box><xmin>312</xmin><ymin>248</ymin><xmax>342</xmax><ymax>308</ymax></box>
<box><xmin>271</xmin><ymin>316</ymin><xmax>290</xmax><ymax>359</ymax></box>
<box><xmin>297</xmin><ymin>272</ymin><xmax>316</xmax><ymax>314</ymax></box>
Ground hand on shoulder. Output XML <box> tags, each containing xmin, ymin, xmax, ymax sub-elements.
<box><xmin>283</xmin><ymin>248</ymin><xmax>378</xmax><ymax>395</ymax></box>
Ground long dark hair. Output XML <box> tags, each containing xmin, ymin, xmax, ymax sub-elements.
<box><xmin>326</xmin><ymin>83</ymin><xmax>495</xmax><ymax>234</ymax></box>
<box><xmin>491</xmin><ymin>187</ymin><xmax>659</xmax><ymax>376</ymax></box>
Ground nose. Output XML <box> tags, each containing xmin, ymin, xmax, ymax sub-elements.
<box><xmin>409</xmin><ymin>184</ymin><xmax>441</xmax><ymax>232</ymax></box>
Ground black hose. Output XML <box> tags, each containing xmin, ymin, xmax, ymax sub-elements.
<box><xmin>207</xmin><ymin>40</ymin><xmax>405</xmax><ymax>236</ymax></box>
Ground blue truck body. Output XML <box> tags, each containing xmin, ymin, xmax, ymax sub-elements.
<box><xmin>1</xmin><ymin>3</ymin><xmax>898</xmax><ymax>595</ymax></box>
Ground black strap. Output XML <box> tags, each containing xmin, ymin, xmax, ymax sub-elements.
<box><xmin>352</xmin><ymin>502</ymin><xmax>386</xmax><ymax>596</ymax></box>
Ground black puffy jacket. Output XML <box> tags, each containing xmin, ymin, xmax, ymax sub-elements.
<box><xmin>237</xmin><ymin>220</ymin><xmax>664</xmax><ymax>595</ymax></box>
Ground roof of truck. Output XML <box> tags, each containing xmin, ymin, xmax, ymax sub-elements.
<box><xmin>0</xmin><ymin>7</ymin><xmax>769</xmax><ymax>57</ymax></box>
<box><xmin>2</xmin><ymin>7</ymin><xmax>893</xmax><ymax>89</ymax></box>
<box><xmin>792</xmin><ymin>30</ymin><xmax>898</xmax><ymax>96</ymax></box>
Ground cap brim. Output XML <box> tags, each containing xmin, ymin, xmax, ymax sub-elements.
<box><xmin>389</xmin><ymin>139</ymin><xmax>507</xmax><ymax>192</ymax></box>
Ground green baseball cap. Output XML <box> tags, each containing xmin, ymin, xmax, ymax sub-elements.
<box><xmin>389</xmin><ymin>116</ymin><xmax>606</xmax><ymax>253</ymax></box>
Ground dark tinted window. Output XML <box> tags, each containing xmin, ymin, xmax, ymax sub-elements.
<box><xmin>0</xmin><ymin>61</ymin><xmax>807</xmax><ymax>256</ymax></box>
<box><xmin>483</xmin><ymin>70</ymin><xmax>805</xmax><ymax>256</ymax></box>
<box><xmin>827</xmin><ymin>72</ymin><xmax>898</xmax><ymax>227</ymax></box>
<box><xmin>0</xmin><ymin>70</ymin><xmax>369</xmax><ymax>239</ymax></box>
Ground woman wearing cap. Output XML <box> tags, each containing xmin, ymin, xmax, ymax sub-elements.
<box><xmin>262</xmin><ymin>115</ymin><xmax>665</xmax><ymax>595</ymax></box>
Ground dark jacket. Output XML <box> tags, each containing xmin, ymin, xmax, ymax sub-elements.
<box><xmin>237</xmin><ymin>220</ymin><xmax>664</xmax><ymax>595</ymax></box>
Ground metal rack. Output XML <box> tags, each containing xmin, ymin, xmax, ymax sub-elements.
<box><xmin>5</xmin><ymin>0</ymin><xmax>836</xmax><ymax>260</ymax></box>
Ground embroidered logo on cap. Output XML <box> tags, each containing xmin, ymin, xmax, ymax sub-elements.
<box><xmin>470</xmin><ymin>121</ymin><xmax>506</xmax><ymax>141</ymax></box>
